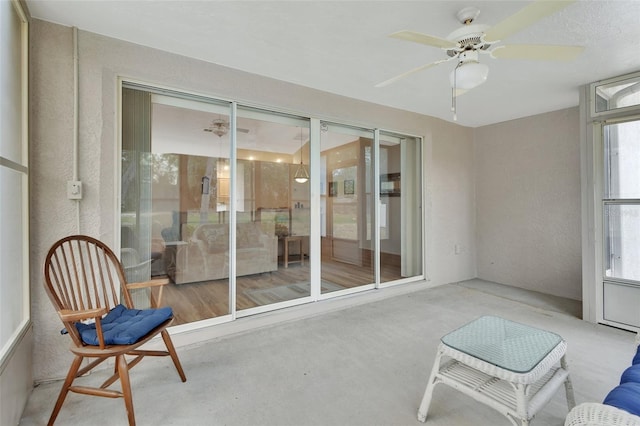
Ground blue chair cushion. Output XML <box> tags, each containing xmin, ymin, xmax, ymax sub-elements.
<box><xmin>76</xmin><ymin>304</ymin><xmax>173</xmax><ymax>346</ymax></box>
<box><xmin>632</xmin><ymin>346</ymin><xmax>640</xmax><ymax>365</ymax></box>
<box><xmin>621</xmin><ymin>364</ymin><xmax>640</xmax><ymax>384</ymax></box>
<box><xmin>603</xmin><ymin>382</ymin><xmax>640</xmax><ymax>417</ymax></box>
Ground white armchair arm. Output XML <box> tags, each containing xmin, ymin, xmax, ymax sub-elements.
<box><xmin>565</xmin><ymin>403</ymin><xmax>640</xmax><ymax>426</ymax></box>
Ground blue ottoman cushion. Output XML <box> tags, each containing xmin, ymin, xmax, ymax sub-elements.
<box><xmin>603</xmin><ymin>382</ymin><xmax>640</xmax><ymax>417</ymax></box>
<box><xmin>621</xmin><ymin>364</ymin><xmax>640</xmax><ymax>384</ymax></box>
<box><xmin>76</xmin><ymin>304</ymin><xmax>173</xmax><ymax>345</ymax></box>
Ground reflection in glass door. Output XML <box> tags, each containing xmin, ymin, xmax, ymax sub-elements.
<box><xmin>122</xmin><ymin>84</ymin><xmax>423</xmax><ymax>329</ymax></box>
<box><xmin>235</xmin><ymin>107</ymin><xmax>311</xmax><ymax>314</ymax></box>
<box><xmin>122</xmin><ymin>88</ymin><xmax>313</xmax><ymax>324</ymax></box>
<box><xmin>320</xmin><ymin>124</ymin><xmax>375</xmax><ymax>294</ymax></box>
<box><xmin>379</xmin><ymin>132</ymin><xmax>422</xmax><ymax>284</ymax></box>
<box><xmin>121</xmin><ymin>88</ymin><xmax>233</xmax><ymax>324</ymax></box>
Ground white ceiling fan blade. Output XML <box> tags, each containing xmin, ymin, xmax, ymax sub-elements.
<box><xmin>483</xmin><ymin>0</ymin><xmax>576</xmax><ymax>43</ymax></box>
<box><xmin>375</xmin><ymin>58</ymin><xmax>452</xmax><ymax>88</ymax></box>
<box><xmin>491</xmin><ymin>44</ymin><xmax>584</xmax><ymax>61</ymax></box>
<box><xmin>390</xmin><ymin>30</ymin><xmax>457</xmax><ymax>49</ymax></box>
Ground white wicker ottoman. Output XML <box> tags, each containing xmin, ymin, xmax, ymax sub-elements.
<box><xmin>417</xmin><ymin>316</ymin><xmax>575</xmax><ymax>426</ymax></box>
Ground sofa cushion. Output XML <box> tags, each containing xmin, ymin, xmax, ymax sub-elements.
<box><xmin>237</xmin><ymin>222</ymin><xmax>262</xmax><ymax>248</ymax></box>
<box><xmin>621</xmin><ymin>364</ymin><xmax>640</xmax><ymax>384</ymax></box>
<box><xmin>75</xmin><ymin>304</ymin><xmax>173</xmax><ymax>345</ymax></box>
<box><xmin>603</xmin><ymin>382</ymin><xmax>640</xmax><ymax>417</ymax></box>
<box><xmin>201</xmin><ymin>226</ymin><xmax>228</xmax><ymax>253</ymax></box>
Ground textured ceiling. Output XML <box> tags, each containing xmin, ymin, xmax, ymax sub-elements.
<box><xmin>25</xmin><ymin>0</ymin><xmax>640</xmax><ymax>127</ymax></box>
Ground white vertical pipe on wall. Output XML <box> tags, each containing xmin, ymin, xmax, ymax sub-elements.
<box><xmin>72</xmin><ymin>26</ymin><xmax>80</xmax><ymax>231</ymax></box>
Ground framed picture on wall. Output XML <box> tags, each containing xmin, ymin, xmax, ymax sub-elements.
<box><xmin>380</xmin><ymin>173</ymin><xmax>400</xmax><ymax>196</ymax></box>
<box><xmin>344</xmin><ymin>179</ymin><xmax>354</xmax><ymax>195</ymax></box>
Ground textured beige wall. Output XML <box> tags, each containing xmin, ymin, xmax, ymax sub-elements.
<box><xmin>29</xmin><ymin>19</ymin><xmax>477</xmax><ymax>382</ymax></box>
<box><xmin>428</xmin><ymin>120</ymin><xmax>477</xmax><ymax>285</ymax></box>
<box><xmin>474</xmin><ymin>107</ymin><xmax>582</xmax><ymax>300</ymax></box>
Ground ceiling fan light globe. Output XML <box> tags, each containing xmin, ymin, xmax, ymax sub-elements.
<box><xmin>449</xmin><ymin>62</ymin><xmax>489</xmax><ymax>90</ymax></box>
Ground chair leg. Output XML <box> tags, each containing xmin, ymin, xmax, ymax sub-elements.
<box><xmin>161</xmin><ymin>329</ymin><xmax>187</xmax><ymax>382</ymax></box>
<box><xmin>48</xmin><ymin>355</ymin><xmax>83</xmax><ymax>426</ymax></box>
<box><xmin>117</xmin><ymin>354</ymin><xmax>136</xmax><ymax>426</ymax></box>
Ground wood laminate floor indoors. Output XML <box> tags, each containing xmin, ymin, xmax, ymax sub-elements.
<box><xmin>161</xmin><ymin>255</ymin><xmax>403</xmax><ymax>325</ymax></box>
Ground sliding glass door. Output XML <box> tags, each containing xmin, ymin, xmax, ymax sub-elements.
<box><xmin>234</xmin><ymin>107</ymin><xmax>311</xmax><ymax>313</ymax></box>
<box><xmin>121</xmin><ymin>83</ymin><xmax>424</xmax><ymax>329</ymax></box>
<box><xmin>320</xmin><ymin>123</ymin><xmax>375</xmax><ymax>294</ymax></box>
<box><xmin>379</xmin><ymin>132</ymin><xmax>423</xmax><ymax>284</ymax></box>
<box><xmin>122</xmin><ymin>88</ymin><xmax>234</xmax><ymax>322</ymax></box>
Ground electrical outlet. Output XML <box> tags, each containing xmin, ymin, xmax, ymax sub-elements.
<box><xmin>67</xmin><ymin>180</ymin><xmax>83</xmax><ymax>199</ymax></box>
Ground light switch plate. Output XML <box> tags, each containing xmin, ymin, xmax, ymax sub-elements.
<box><xmin>67</xmin><ymin>180</ymin><xmax>83</xmax><ymax>199</ymax></box>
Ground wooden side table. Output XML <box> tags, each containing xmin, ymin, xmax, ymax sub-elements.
<box><xmin>282</xmin><ymin>235</ymin><xmax>304</xmax><ymax>268</ymax></box>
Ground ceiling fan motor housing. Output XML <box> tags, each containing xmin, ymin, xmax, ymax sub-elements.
<box><xmin>446</xmin><ymin>23</ymin><xmax>491</xmax><ymax>54</ymax></box>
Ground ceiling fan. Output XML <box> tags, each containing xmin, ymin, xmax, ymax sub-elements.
<box><xmin>376</xmin><ymin>0</ymin><xmax>584</xmax><ymax>109</ymax></box>
<box><xmin>203</xmin><ymin>118</ymin><xmax>249</xmax><ymax>137</ymax></box>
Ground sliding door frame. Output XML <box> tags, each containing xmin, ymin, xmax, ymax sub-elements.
<box><xmin>117</xmin><ymin>79</ymin><xmax>425</xmax><ymax>331</ymax></box>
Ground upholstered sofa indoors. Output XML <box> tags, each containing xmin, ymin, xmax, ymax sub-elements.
<box><xmin>166</xmin><ymin>221</ymin><xmax>277</xmax><ymax>284</ymax></box>
<box><xmin>565</xmin><ymin>339</ymin><xmax>640</xmax><ymax>426</ymax></box>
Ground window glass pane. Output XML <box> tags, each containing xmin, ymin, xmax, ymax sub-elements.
<box><xmin>0</xmin><ymin>167</ymin><xmax>24</xmax><ymax>348</ymax></box>
<box><xmin>0</xmin><ymin>0</ymin><xmax>27</xmax><ymax>358</ymax></box>
<box><xmin>595</xmin><ymin>74</ymin><xmax>640</xmax><ymax>113</ymax></box>
<box><xmin>604</xmin><ymin>120</ymin><xmax>640</xmax><ymax>199</ymax></box>
<box><xmin>604</xmin><ymin>204</ymin><xmax>640</xmax><ymax>282</ymax></box>
<box><xmin>122</xmin><ymin>87</ymin><xmax>232</xmax><ymax>323</ymax></box>
<box><xmin>0</xmin><ymin>1</ymin><xmax>23</xmax><ymax>164</ymax></box>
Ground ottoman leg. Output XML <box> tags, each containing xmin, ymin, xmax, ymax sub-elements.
<box><xmin>561</xmin><ymin>355</ymin><xmax>576</xmax><ymax>409</ymax></box>
<box><xmin>418</xmin><ymin>348</ymin><xmax>444</xmax><ymax>422</ymax></box>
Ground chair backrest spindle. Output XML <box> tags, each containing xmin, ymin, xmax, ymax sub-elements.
<box><xmin>44</xmin><ymin>235</ymin><xmax>127</xmax><ymax>314</ymax></box>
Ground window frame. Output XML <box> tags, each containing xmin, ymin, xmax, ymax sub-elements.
<box><xmin>0</xmin><ymin>0</ymin><xmax>30</xmax><ymax>369</ymax></box>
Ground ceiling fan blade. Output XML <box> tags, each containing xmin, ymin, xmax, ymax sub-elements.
<box><xmin>491</xmin><ymin>44</ymin><xmax>584</xmax><ymax>61</ymax></box>
<box><xmin>483</xmin><ymin>0</ymin><xmax>576</xmax><ymax>42</ymax></box>
<box><xmin>390</xmin><ymin>30</ymin><xmax>457</xmax><ymax>49</ymax></box>
<box><xmin>376</xmin><ymin>58</ymin><xmax>452</xmax><ymax>88</ymax></box>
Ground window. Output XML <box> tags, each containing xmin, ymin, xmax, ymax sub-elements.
<box><xmin>592</xmin><ymin>71</ymin><xmax>640</xmax><ymax>115</ymax></box>
<box><xmin>590</xmin><ymin>71</ymin><xmax>640</xmax><ymax>329</ymax></box>
<box><xmin>0</xmin><ymin>0</ymin><xmax>29</xmax><ymax>363</ymax></box>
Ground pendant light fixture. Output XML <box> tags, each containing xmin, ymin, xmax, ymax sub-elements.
<box><xmin>294</xmin><ymin>126</ymin><xmax>309</xmax><ymax>183</ymax></box>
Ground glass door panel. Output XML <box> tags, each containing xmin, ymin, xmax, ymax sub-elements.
<box><xmin>379</xmin><ymin>132</ymin><xmax>423</xmax><ymax>283</ymax></box>
<box><xmin>320</xmin><ymin>123</ymin><xmax>375</xmax><ymax>293</ymax></box>
<box><xmin>603</xmin><ymin>119</ymin><xmax>640</xmax><ymax>283</ymax></box>
<box><xmin>122</xmin><ymin>87</ymin><xmax>232</xmax><ymax>324</ymax></box>
<box><xmin>236</xmin><ymin>107</ymin><xmax>310</xmax><ymax>311</ymax></box>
